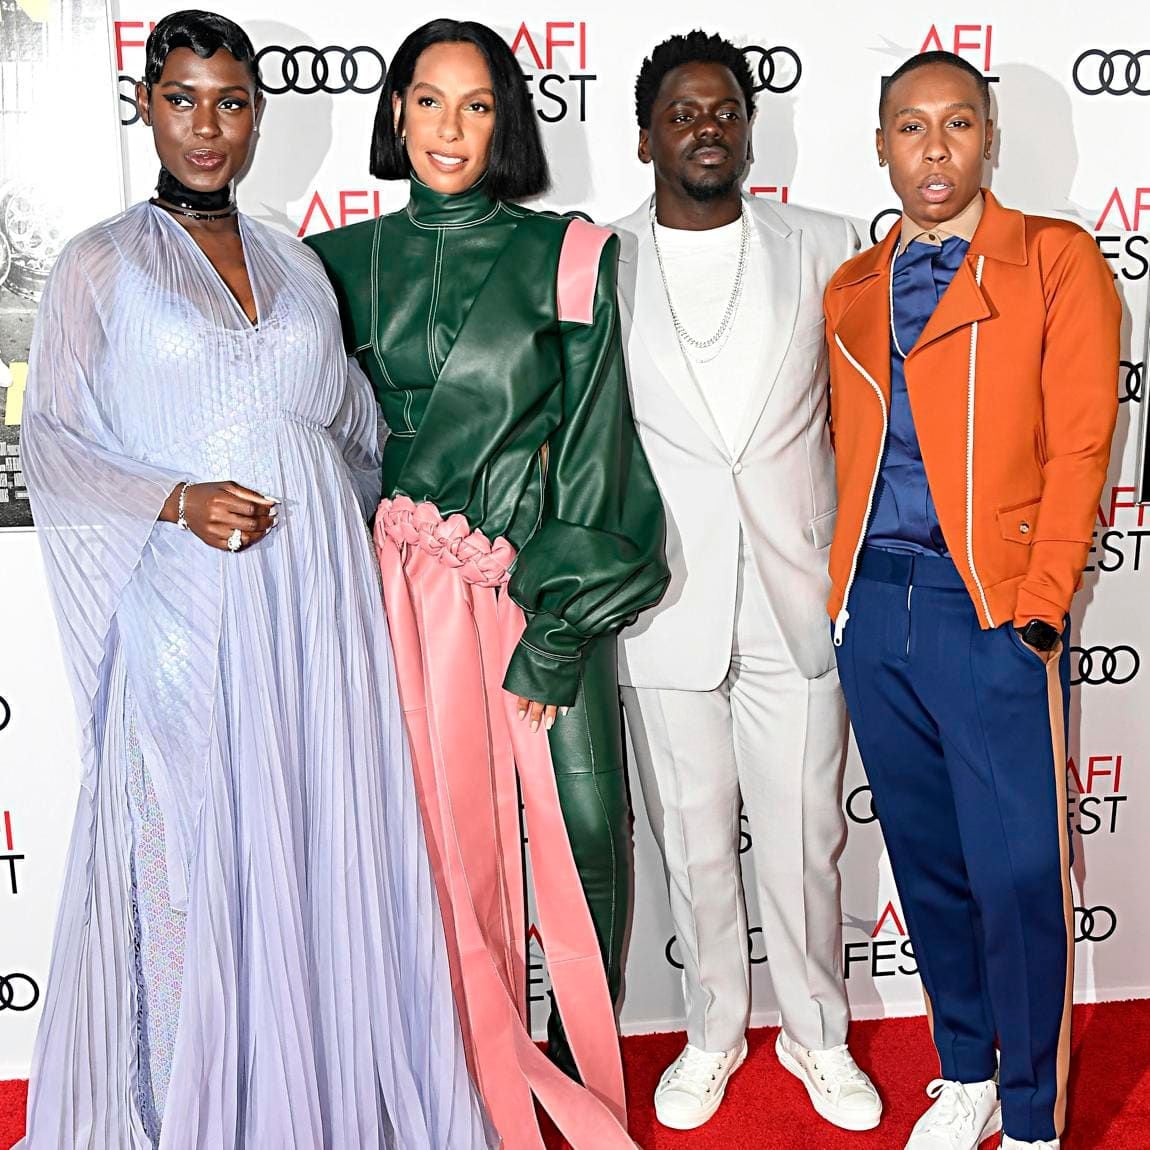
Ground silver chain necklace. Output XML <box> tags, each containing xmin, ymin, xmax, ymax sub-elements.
<box><xmin>650</xmin><ymin>200</ymin><xmax>749</xmax><ymax>351</ymax></box>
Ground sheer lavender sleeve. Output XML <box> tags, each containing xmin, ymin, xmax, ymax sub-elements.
<box><xmin>328</xmin><ymin>354</ymin><xmax>384</xmax><ymax>519</ymax></box>
<box><xmin>22</xmin><ymin>239</ymin><xmax>184</xmax><ymax>784</ymax></box>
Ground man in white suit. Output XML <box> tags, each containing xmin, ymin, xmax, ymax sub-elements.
<box><xmin>613</xmin><ymin>32</ymin><xmax>882</xmax><ymax>1133</ymax></box>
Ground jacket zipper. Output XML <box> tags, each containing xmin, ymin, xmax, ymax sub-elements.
<box><xmin>965</xmin><ymin>255</ymin><xmax>994</xmax><ymax>627</ymax></box>
<box><xmin>832</xmin><ymin>334</ymin><xmax>888</xmax><ymax>646</ymax></box>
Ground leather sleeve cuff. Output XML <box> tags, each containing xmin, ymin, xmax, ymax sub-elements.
<box><xmin>501</xmin><ymin>637</ymin><xmax>581</xmax><ymax>708</ymax></box>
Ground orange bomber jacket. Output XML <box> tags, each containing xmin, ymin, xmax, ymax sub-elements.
<box><xmin>823</xmin><ymin>189</ymin><xmax>1120</xmax><ymax>641</ymax></box>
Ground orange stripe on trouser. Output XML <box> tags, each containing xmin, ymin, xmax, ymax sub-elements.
<box><xmin>375</xmin><ymin>497</ymin><xmax>633</xmax><ymax>1149</ymax></box>
<box><xmin>1044</xmin><ymin>647</ymin><xmax>1074</xmax><ymax>1138</ymax></box>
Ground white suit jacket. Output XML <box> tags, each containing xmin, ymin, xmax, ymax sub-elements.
<box><xmin>613</xmin><ymin>194</ymin><xmax>859</xmax><ymax>689</ymax></box>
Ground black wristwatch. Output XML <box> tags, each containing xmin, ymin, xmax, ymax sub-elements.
<box><xmin>1016</xmin><ymin>619</ymin><xmax>1061</xmax><ymax>652</ymax></box>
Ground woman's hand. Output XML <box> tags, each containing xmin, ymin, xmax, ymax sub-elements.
<box><xmin>515</xmin><ymin>698</ymin><xmax>569</xmax><ymax>733</ymax></box>
<box><xmin>162</xmin><ymin>481</ymin><xmax>278</xmax><ymax>551</ymax></box>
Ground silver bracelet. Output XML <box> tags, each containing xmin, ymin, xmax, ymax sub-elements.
<box><xmin>176</xmin><ymin>482</ymin><xmax>191</xmax><ymax>531</ymax></box>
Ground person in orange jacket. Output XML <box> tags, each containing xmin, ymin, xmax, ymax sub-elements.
<box><xmin>823</xmin><ymin>50</ymin><xmax>1119</xmax><ymax>1150</ymax></box>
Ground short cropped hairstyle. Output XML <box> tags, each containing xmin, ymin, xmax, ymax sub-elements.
<box><xmin>370</xmin><ymin>19</ymin><xmax>550</xmax><ymax>202</ymax></box>
<box><xmin>879</xmin><ymin>50</ymin><xmax>991</xmax><ymax>122</ymax></box>
<box><xmin>144</xmin><ymin>9</ymin><xmax>261</xmax><ymax>91</ymax></box>
<box><xmin>634</xmin><ymin>31</ymin><xmax>756</xmax><ymax>130</ymax></box>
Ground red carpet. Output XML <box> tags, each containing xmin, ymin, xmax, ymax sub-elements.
<box><xmin>2</xmin><ymin>1002</ymin><xmax>1148</xmax><ymax>1147</ymax></box>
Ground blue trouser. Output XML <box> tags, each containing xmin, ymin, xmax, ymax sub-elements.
<box><xmin>836</xmin><ymin>549</ymin><xmax>1073</xmax><ymax>1143</ymax></box>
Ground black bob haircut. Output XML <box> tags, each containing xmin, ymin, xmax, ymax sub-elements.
<box><xmin>370</xmin><ymin>19</ymin><xmax>550</xmax><ymax>202</ymax></box>
<box><xmin>144</xmin><ymin>9</ymin><xmax>261</xmax><ymax>91</ymax></box>
<box><xmin>879</xmin><ymin>50</ymin><xmax>991</xmax><ymax>122</ymax></box>
<box><xmin>634</xmin><ymin>30</ymin><xmax>756</xmax><ymax>130</ymax></box>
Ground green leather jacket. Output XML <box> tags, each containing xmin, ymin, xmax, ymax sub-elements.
<box><xmin>306</xmin><ymin>179</ymin><xmax>669</xmax><ymax>706</ymax></box>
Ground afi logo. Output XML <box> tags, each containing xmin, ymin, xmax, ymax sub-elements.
<box><xmin>871</xmin><ymin>901</ymin><xmax>906</xmax><ymax>938</ymax></box>
<box><xmin>113</xmin><ymin>20</ymin><xmax>157</xmax><ymax>127</ymax></box>
<box><xmin>1094</xmin><ymin>188</ymin><xmax>1150</xmax><ymax>232</ymax></box>
<box><xmin>511</xmin><ymin>21</ymin><xmax>587</xmax><ymax>70</ymax></box>
<box><xmin>844</xmin><ymin>901</ymin><xmax>918</xmax><ymax>979</ymax></box>
<box><xmin>749</xmin><ymin>186</ymin><xmax>790</xmax><ymax>204</ymax></box>
<box><xmin>510</xmin><ymin>21</ymin><xmax>595</xmax><ymax>123</ymax></box>
<box><xmin>1085</xmin><ymin>485</ymin><xmax>1150</xmax><ymax>574</ymax></box>
<box><xmin>1068</xmin><ymin>754</ymin><xmax>1127</xmax><ymax>836</ymax></box>
<box><xmin>113</xmin><ymin>20</ymin><xmax>155</xmax><ymax>71</ymax></box>
<box><xmin>1098</xmin><ymin>486</ymin><xmax>1149</xmax><ymax>529</ymax></box>
<box><xmin>1</xmin><ymin>811</ymin><xmax>24</xmax><ymax>896</ymax></box>
<box><xmin>296</xmin><ymin>190</ymin><xmax>391</xmax><ymax>237</ymax></box>
<box><xmin>1091</xmin><ymin>190</ymin><xmax>1150</xmax><ymax>281</ymax></box>
<box><xmin>526</xmin><ymin>923</ymin><xmax>553</xmax><ymax>1015</ymax></box>
<box><xmin>920</xmin><ymin>25</ymin><xmax>994</xmax><ymax>74</ymax></box>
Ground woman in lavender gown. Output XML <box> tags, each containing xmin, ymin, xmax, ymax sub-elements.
<box><xmin>18</xmin><ymin>11</ymin><xmax>492</xmax><ymax>1148</ymax></box>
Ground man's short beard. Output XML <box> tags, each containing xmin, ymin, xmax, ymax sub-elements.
<box><xmin>680</xmin><ymin>171</ymin><xmax>742</xmax><ymax>202</ymax></box>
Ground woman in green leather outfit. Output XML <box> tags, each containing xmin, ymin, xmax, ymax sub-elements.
<box><xmin>306</xmin><ymin>19</ymin><xmax>667</xmax><ymax>1149</ymax></box>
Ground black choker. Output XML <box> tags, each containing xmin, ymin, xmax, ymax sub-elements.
<box><xmin>151</xmin><ymin>167</ymin><xmax>236</xmax><ymax>217</ymax></box>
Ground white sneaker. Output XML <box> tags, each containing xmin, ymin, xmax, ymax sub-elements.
<box><xmin>653</xmin><ymin>1040</ymin><xmax>747</xmax><ymax>1130</ymax></box>
<box><xmin>1001</xmin><ymin>1138</ymin><xmax>1060</xmax><ymax>1149</ymax></box>
<box><xmin>775</xmin><ymin>1031</ymin><xmax>883</xmax><ymax>1131</ymax></box>
<box><xmin>906</xmin><ymin>1079</ymin><xmax>1002</xmax><ymax>1149</ymax></box>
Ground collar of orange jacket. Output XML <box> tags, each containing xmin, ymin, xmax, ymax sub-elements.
<box><xmin>836</xmin><ymin>190</ymin><xmax>1029</xmax><ymax>289</ymax></box>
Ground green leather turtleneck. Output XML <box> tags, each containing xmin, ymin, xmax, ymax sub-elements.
<box><xmin>307</xmin><ymin>181</ymin><xmax>669</xmax><ymax>706</ymax></box>
<box><xmin>404</xmin><ymin>173</ymin><xmax>501</xmax><ymax>226</ymax></box>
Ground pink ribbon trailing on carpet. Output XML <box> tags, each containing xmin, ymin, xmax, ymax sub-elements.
<box><xmin>375</xmin><ymin>496</ymin><xmax>633</xmax><ymax>1149</ymax></box>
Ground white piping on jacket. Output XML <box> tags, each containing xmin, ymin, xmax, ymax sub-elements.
<box><xmin>833</xmin><ymin>253</ymin><xmax>992</xmax><ymax>644</ymax></box>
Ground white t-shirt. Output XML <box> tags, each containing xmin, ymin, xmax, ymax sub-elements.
<box><xmin>652</xmin><ymin>211</ymin><xmax>765</xmax><ymax>455</ymax></box>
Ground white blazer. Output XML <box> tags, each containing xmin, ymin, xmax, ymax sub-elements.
<box><xmin>613</xmin><ymin>194</ymin><xmax>859</xmax><ymax>689</ymax></box>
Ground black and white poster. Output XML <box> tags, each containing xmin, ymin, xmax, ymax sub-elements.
<box><xmin>0</xmin><ymin>0</ymin><xmax>122</xmax><ymax>528</ymax></box>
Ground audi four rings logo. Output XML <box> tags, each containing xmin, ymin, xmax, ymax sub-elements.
<box><xmin>1073</xmin><ymin>49</ymin><xmax>1150</xmax><ymax>96</ymax></box>
<box><xmin>1120</xmin><ymin>361</ymin><xmax>1143</xmax><ymax>404</ymax></box>
<box><xmin>742</xmin><ymin>45</ymin><xmax>802</xmax><ymax>94</ymax></box>
<box><xmin>1070</xmin><ymin>645</ymin><xmax>1140</xmax><ymax>686</ymax></box>
<box><xmin>0</xmin><ymin>973</ymin><xmax>38</xmax><ymax>1012</ymax></box>
<box><xmin>1075</xmin><ymin>906</ymin><xmax>1117</xmax><ymax>943</ymax></box>
<box><xmin>256</xmin><ymin>45</ymin><xmax>386</xmax><ymax>95</ymax></box>
<box><xmin>846</xmin><ymin>784</ymin><xmax>878</xmax><ymax>825</ymax></box>
<box><xmin>666</xmin><ymin>930</ymin><xmax>768</xmax><ymax>969</ymax></box>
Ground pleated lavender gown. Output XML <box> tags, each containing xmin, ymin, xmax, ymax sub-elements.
<box><xmin>18</xmin><ymin>202</ymin><xmax>494</xmax><ymax>1149</ymax></box>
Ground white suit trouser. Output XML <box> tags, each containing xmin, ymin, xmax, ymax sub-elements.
<box><xmin>622</xmin><ymin>547</ymin><xmax>850</xmax><ymax>1053</ymax></box>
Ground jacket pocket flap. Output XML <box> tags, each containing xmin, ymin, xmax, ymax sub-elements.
<box><xmin>810</xmin><ymin>507</ymin><xmax>838</xmax><ymax>549</ymax></box>
<box><xmin>997</xmin><ymin>498</ymin><xmax>1041</xmax><ymax>545</ymax></box>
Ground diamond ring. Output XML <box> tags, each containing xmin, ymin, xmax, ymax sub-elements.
<box><xmin>227</xmin><ymin>528</ymin><xmax>243</xmax><ymax>553</ymax></box>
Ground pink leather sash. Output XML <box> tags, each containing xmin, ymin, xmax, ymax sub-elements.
<box><xmin>374</xmin><ymin>496</ymin><xmax>633</xmax><ymax>1149</ymax></box>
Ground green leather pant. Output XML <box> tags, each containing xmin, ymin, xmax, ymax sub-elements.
<box><xmin>543</xmin><ymin>634</ymin><xmax>631</xmax><ymax>1078</ymax></box>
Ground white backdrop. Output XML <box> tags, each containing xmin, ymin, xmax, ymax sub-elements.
<box><xmin>2</xmin><ymin>0</ymin><xmax>1148</xmax><ymax>1076</ymax></box>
